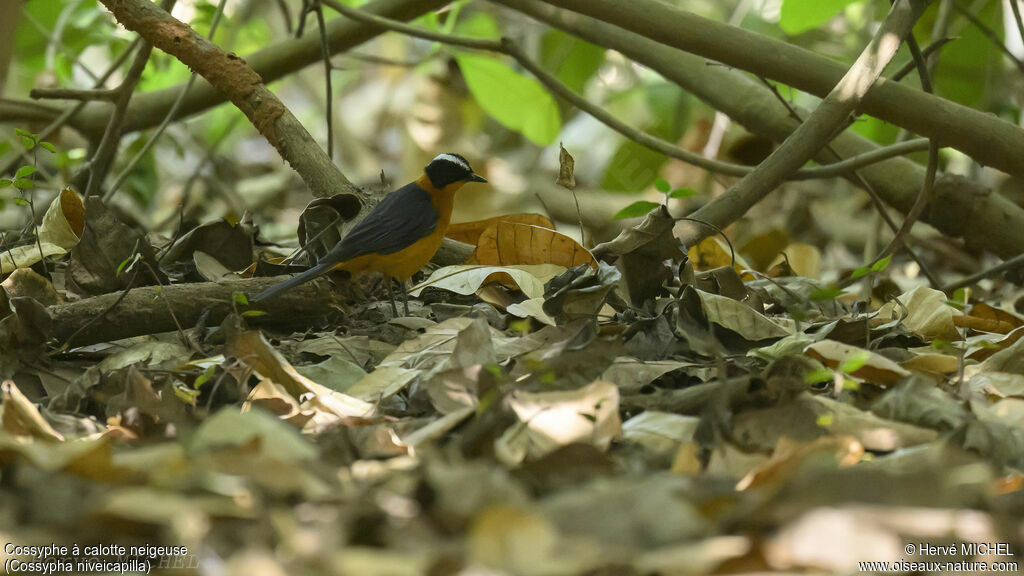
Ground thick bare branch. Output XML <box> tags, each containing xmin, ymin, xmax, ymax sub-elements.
<box><xmin>496</xmin><ymin>0</ymin><xmax>1024</xmax><ymax>258</ymax></box>
<box><xmin>537</xmin><ymin>0</ymin><xmax>1024</xmax><ymax>181</ymax></box>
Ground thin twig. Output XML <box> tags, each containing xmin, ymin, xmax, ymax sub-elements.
<box><xmin>952</xmin><ymin>1</ymin><xmax>1024</xmax><ymax>74</ymax></box>
<box><xmin>0</xmin><ymin>38</ymin><xmax>142</xmax><ymax>176</ymax></box>
<box><xmin>140</xmin><ymin>261</ymin><xmax>198</xmax><ymax>354</ymax></box>
<box><xmin>104</xmin><ymin>0</ymin><xmax>229</xmax><ymax>202</ymax></box>
<box><xmin>868</xmin><ymin>35</ymin><xmax>939</xmax><ymax>269</ymax></box>
<box><xmin>29</xmin><ymin>87</ymin><xmax>120</xmax><ymax>101</ymax></box>
<box><xmin>84</xmin><ymin>0</ymin><xmax>178</xmax><ymax>199</ymax></box>
<box><xmin>314</xmin><ymin>0</ymin><xmax>335</xmax><ymax>159</ymax></box>
<box><xmin>757</xmin><ymin>76</ymin><xmax>942</xmax><ymax>289</ymax></box>
<box><xmin>1010</xmin><ymin>0</ymin><xmax>1024</xmax><ymax>56</ymax></box>
<box><xmin>944</xmin><ymin>251</ymin><xmax>1024</xmax><ymax>292</ymax></box>
<box><xmin>889</xmin><ymin>36</ymin><xmax>954</xmax><ymax>82</ymax></box>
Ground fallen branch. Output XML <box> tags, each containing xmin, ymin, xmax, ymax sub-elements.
<box><xmin>49</xmin><ymin>277</ymin><xmax>356</xmax><ymax>348</ymax></box>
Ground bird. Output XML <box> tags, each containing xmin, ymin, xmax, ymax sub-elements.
<box><xmin>252</xmin><ymin>153</ymin><xmax>487</xmax><ymax>314</ymax></box>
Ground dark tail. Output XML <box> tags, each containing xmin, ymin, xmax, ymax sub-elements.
<box><xmin>251</xmin><ymin>259</ymin><xmax>336</xmax><ymax>303</ymax></box>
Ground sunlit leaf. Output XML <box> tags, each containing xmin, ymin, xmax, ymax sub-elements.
<box><xmin>779</xmin><ymin>0</ymin><xmax>864</xmax><ymax>35</ymax></box>
<box><xmin>456</xmin><ymin>53</ymin><xmax>561</xmax><ymax>145</ymax></box>
<box><xmin>613</xmin><ymin>201</ymin><xmax>660</xmax><ymax>220</ymax></box>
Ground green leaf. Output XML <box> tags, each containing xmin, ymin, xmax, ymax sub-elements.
<box><xmin>13</xmin><ymin>178</ymin><xmax>34</xmax><ymax>190</ymax></box>
<box><xmin>654</xmin><ymin>178</ymin><xmax>670</xmax><ymax>194</ymax></box>
<box><xmin>13</xmin><ymin>198</ymin><xmax>28</xmax><ymax>206</ymax></box>
<box><xmin>613</xmin><ymin>200</ymin><xmax>661</xmax><ymax>220</ymax></box>
<box><xmin>15</xmin><ymin>165</ymin><xmax>36</xmax><ymax>178</ymax></box>
<box><xmin>952</xmin><ymin>287</ymin><xmax>971</xmax><ymax>305</ymax></box>
<box><xmin>173</xmin><ymin>382</ymin><xmax>200</xmax><ymax>405</ymax></box>
<box><xmin>0</xmin><ymin>179</ymin><xmax>12</xmax><ymax>189</ymax></box>
<box><xmin>116</xmin><ymin>255</ymin><xmax>136</xmax><ymax>276</ymax></box>
<box><xmin>804</xmin><ymin>367</ymin><xmax>834</xmax><ymax>384</ymax></box>
<box><xmin>850</xmin><ymin>265</ymin><xmax>870</xmax><ymax>279</ymax></box>
<box><xmin>14</xmin><ymin>128</ymin><xmax>35</xmax><ymax>139</ymax></box>
<box><xmin>809</xmin><ymin>285</ymin><xmax>844</xmax><ymax>301</ymax></box>
<box><xmin>193</xmin><ymin>365</ymin><xmax>217</xmax><ymax>390</ymax></box>
<box><xmin>452</xmin><ymin>11</ymin><xmax>499</xmax><ymax>39</ymax></box>
<box><xmin>602</xmin><ymin>140</ymin><xmax>666</xmax><ymax>192</ymax></box>
<box><xmin>540</xmin><ymin>29</ymin><xmax>605</xmax><ymax>93</ymax></box>
<box><xmin>870</xmin><ymin>255</ymin><xmax>892</xmax><ymax>272</ymax></box>
<box><xmin>839</xmin><ymin>350</ymin><xmax>871</xmax><ymax>374</ymax></box>
<box><xmin>456</xmin><ymin>53</ymin><xmax>561</xmax><ymax>145</ymax></box>
<box><xmin>234</xmin><ymin>292</ymin><xmax>249</xmax><ymax>305</ymax></box>
<box><xmin>779</xmin><ymin>0</ymin><xmax>864</xmax><ymax>35</ymax></box>
<box><xmin>241</xmin><ymin>310</ymin><xmax>267</xmax><ymax>318</ymax></box>
<box><xmin>668</xmin><ymin>187</ymin><xmax>697</xmax><ymax>199</ymax></box>
<box><xmin>39</xmin><ymin>141</ymin><xmax>56</xmax><ymax>153</ymax></box>
<box><xmin>21</xmin><ymin>136</ymin><xmax>35</xmax><ymax>150</ymax></box>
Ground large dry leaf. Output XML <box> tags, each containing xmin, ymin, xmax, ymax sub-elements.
<box><xmin>1</xmin><ymin>268</ymin><xmax>59</xmax><ymax>306</ymax></box>
<box><xmin>622</xmin><ymin>411</ymin><xmax>699</xmax><ymax>453</ymax></box>
<box><xmin>225</xmin><ymin>329</ymin><xmax>374</xmax><ymax>427</ymax></box>
<box><xmin>804</xmin><ymin>340</ymin><xmax>910</xmax><ymax>385</ymax></box>
<box><xmin>592</xmin><ymin>205</ymin><xmax>683</xmax><ymax>305</ymax></box>
<box><xmin>688</xmin><ymin>236</ymin><xmax>753</xmax><ymax>275</ymax></box>
<box><xmin>446</xmin><ymin>213</ymin><xmax>554</xmax><ymax>245</ymax></box>
<box><xmin>695</xmin><ymin>289</ymin><xmax>791</xmax><ymax>340</ymax></box>
<box><xmin>472</xmin><ymin>221</ymin><xmax>596</xmax><ymax>268</ymax></box>
<box><xmin>876</xmin><ymin>286</ymin><xmax>961</xmax><ymax>342</ymax></box>
<box><xmin>955</xmin><ymin>301</ymin><xmax>1024</xmax><ymax>334</ymax></box>
<box><xmin>161</xmin><ymin>218</ymin><xmax>254</xmax><ymax>271</ymax></box>
<box><xmin>0</xmin><ymin>187</ymin><xmax>83</xmax><ymax>274</ymax></box>
<box><xmin>736</xmin><ymin>435</ymin><xmax>863</xmax><ymax>491</ymax></box>
<box><xmin>191</xmin><ymin>407</ymin><xmax>318</xmax><ymax>461</ymax></box>
<box><xmin>409</xmin><ymin>264</ymin><xmax>565</xmax><ymax>300</ymax></box>
<box><xmin>496</xmin><ymin>380</ymin><xmax>621</xmax><ymax>465</ymax></box>
<box><xmin>67</xmin><ymin>196</ymin><xmax>162</xmax><ymax>295</ymax></box>
<box><xmin>1</xmin><ymin>380</ymin><xmax>64</xmax><ymax>441</ymax></box>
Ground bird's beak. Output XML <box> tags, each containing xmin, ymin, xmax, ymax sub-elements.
<box><xmin>468</xmin><ymin>173</ymin><xmax>488</xmax><ymax>183</ymax></box>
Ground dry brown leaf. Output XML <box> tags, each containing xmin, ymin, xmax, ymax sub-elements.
<box><xmin>688</xmin><ymin>236</ymin><xmax>753</xmax><ymax>277</ymax></box>
<box><xmin>876</xmin><ymin>286</ymin><xmax>961</xmax><ymax>342</ymax></box>
<box><xmin>225</xmin><ymin>329</ymin><xmax>374</xmax><ymax>428</ymax></box>
<box><xmin>473</xmin><ymin>221</ymin><xmax>596</xmax><ymax>268</ymax></box>
<box><xmin>409</xmin><ymin>264</ymin><xmax>565</xmax><ymax>300</ymax></box>
<box><xmin>736</xmin><ymin>435</ymin><xmax>864</xmax><ymax>491</ymax></box>
<box><xmin>496</xmin><ymin>380</ymin><xmax>621</xmax><ymax>465</ymax></box>
<box><xmin>955</xmin><ymin>302</ymin><xmax>1024</xmax><ymax>334</ymax></box>
<box><xmin>804</xmin><ymin>340</ymin><xmax>910</xmax><ymax>385</ymax></box>
<box><xmin>1</xmin><ymin>380</ymin><xmax>64</xmax><ymax>442</ymax></box>
<box><xmin>556</xmin><ymin>143</ymin><xmax>576</xmax><ymax>189</ymax></box>
<box><xmin>446</xmin><ymin>213</ymin><xmax>554</xmax><ymax>245</ymax></box>
<box><xmin>696</xmin><ymin>289</ymin><xmax>792</xmax><ymax>340</ymax></box>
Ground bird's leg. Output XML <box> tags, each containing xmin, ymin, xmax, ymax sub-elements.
<box><xmin>386</xmin><ymin>279</ymin><xmax>399</xmax><ymax>317</ymax></box>
<box><xmin>399</xmin><ymin>280</ymin><xmax>409</xmax><ymax>316</ymax></box>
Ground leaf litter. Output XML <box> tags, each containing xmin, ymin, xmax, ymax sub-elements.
<box><xmin>1</xmin><ymin>192</ymin><xmax>1023</xmax><ymax>575</ymax></box>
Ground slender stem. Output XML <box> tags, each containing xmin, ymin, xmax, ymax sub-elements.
<box><xmin>314</xmin><ymin>0</ymin><xmax>335</xmax><ymax>159</ymax></box>
<box><xmin>952</xmin><ymin>1</ymin><xmax>1024</xmax><ymax>74</ymax></box>
<box><xmin>104</xmin><ymin>0</ymin><xmax>229</xmax><ymax>202</ymax></box>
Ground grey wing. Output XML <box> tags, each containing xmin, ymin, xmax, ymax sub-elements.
<box><xmin>330</xmin><ymin>182</ymin><xmax>440</xmax><ymax>262</ymax></box>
